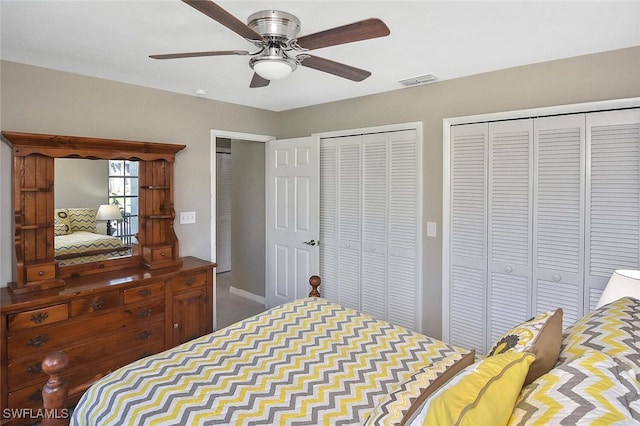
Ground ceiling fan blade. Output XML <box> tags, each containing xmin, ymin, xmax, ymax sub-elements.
<box><xmin>295</xmin><ymin>18</ymin><xmax>390</xmax><ymax>51</ymax></box>
<box><xmin>300</xmin><ymin>55</ymin><xmax>371</xmax><ymax>82</ymax></box>
<box><xmin>149</xmin><ymin>50</ymin><xmax>249</xmax><ymax>60</ymax></box>
<box><xmin>250</xmin><ymin>73</ymin><xmax>270</xmax><ymax>88</ymax></box>
<box><xmin>182</xmin><ymin>0</ymin><xmax>262</xmax><ymax>41</ymax></box>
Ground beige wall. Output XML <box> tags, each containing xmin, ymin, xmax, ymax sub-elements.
<box><xmin>276</xmin><ymin>46</ymin><xmax>640</xmax><ymax>337</ymax></box>
<box><xmin>2</xmin><ymin>46</ymin><xmax>640</xmax><ymax>338</ymax></box>
<box><xmin>230</xmin><ymin>140</ymin><xmax>266</xmax><ymax>297</ymax></box>
<box><xmin>0</xmin><ymin>61</ymin><xmax>279</xmax><ymax>288</ymax></box>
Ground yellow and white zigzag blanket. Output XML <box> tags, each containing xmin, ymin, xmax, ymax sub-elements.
<box><xmin>72</xmin><ymin>298</ymin><xmax>469</xmax><ymax>426</ymax></box>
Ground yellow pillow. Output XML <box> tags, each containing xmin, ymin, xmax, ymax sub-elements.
<box><xmin>421</xmin><ymin>351</ymin><xmax>535</xmax><ymax>426</ymax></box>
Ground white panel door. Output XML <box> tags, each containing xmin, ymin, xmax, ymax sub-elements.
<box><xmin>487</xmin><ymin>119</ymin><xmax>533</xmax><ymax>344</ymax></box>
<box><xmin>533</xmin><ymin>114</ymin><xmax>585</xmax><ymax>328</ymax></box>
<box><xmin>266</xmin><ymin>137</ymin><xmax>319</xmax><ymax>308</ymax></box>
<box><xmin>585</xmin><ymin>109</ymin><xmax>640</xmax><ymax>309</ymax></box>
<box><xmin>448</xmin><ymin>123</ymin><xmax>488</xmax><ymax>352</ymax></box>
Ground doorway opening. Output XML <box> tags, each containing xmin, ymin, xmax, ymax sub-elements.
<box><xmin>211</xmin><ymin>131</ymin><xmax>274</xmax><ymax>328</ymax></box>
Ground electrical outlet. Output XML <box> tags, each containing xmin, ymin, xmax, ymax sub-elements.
<box><xmin>180</xmin><ymin>211</ymin><xmax>196</xmax><ymax>224</ymax></box>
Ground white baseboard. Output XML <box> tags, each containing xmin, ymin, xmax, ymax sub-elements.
<box><xmin>229</xmin><ymin>286</ymin><xmax>266</xmax><ymax>305</ymax></box>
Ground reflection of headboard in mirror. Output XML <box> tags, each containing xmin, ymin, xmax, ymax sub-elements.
<box><xmin>1</xmin><ymin>131</ymin><xmax>186</xmax><ymax>295</ymax></box>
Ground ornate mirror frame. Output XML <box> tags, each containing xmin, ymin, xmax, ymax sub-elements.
<box><xmin>1</xmin><ymin>131</ymin><xmax>186</xmax><ymax>295</ymax></box>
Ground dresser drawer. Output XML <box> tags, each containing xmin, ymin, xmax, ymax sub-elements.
<box><xmin>6</xmin><ymin>340</ymin><xmax>162</xmax><ymax>411</ymax></box>
<box><xmin>70</xmin><ymin>292</ymin><xmax>121</xmax><ymax>317</ymax></box>
<box><xmin>153</xmin><ymin>246</ymin><xmax>173</xmax><ymax>261</ymax></box>
<box><xmin>8</xmin><ymin>382</ymin><xmax>47</xmax><ymax>410</ymax></box>
<box><xmin>145</xmin><ymin>245</ymin><xmax>173</xmax><ymax>262</ymax></box>
<box><xmin>169</xmin><ymin>272</ymin><xmax>207</xmax><ymax>292</ymax></box>
<box><xmin>25</xmin><ymin>263</ymin><xmax>56</xmax><ymax>282</ymax></box>
<box><xmin>123</xmin><ymin>282</ymin><xmax>165</xmax><ymax>304</ymax></box>
<box><xmin>7</xmin><ymin>319</ymin><xmax>165</xmax><ymax>390</ymax></box>
<box><xmin>8</xmin><ymin>299</ymin><xmax>165</xmax><ymax>359</ymax></box>
<box><xmin>8</xmin><ymin>304</ymin><xmax>68</xmax><ymax>331</ymax></box>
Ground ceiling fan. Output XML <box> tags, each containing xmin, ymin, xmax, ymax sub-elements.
<box><xmin>150</xmin><ymin>0</ymin><xmax>390</xmax><ymax>88</ymax></box>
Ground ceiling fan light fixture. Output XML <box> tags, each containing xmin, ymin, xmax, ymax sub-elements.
<box><xmin>250</xmin><ymin>56</ymin><xmax>297</xmax><ymax>80</ymax></box>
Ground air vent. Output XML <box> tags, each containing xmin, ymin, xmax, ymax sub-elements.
<box><xmin>398</xmin><ymin>74</ymin><xmax>438</xmax><ymax>87</ymax></box>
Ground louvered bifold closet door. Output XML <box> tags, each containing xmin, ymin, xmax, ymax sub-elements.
<box><xmin>319</xmin><ymin>140</ymin><xmax>338</xmax><ymax>301</ymax></box>
<box><xmin>533</xmin><ymin>114</ymin><xmax>585</xmax><ymax>328</ymax></box>
<box><xmin>216</xmin><ymin>153</ymin><xmax>232</xmax><ymax>273</ymax></box>
<box><xmin>585</xmin><ymin>109</ymin><xmax>640</xmax><ymax>308</ymax></box>
<box><xmin>387</xmin><ymin>130</ymin><xmax>421</xmax><ymax>329</ymax></box>
<box><xmin>361</xmin><ymin>133</ymin><xmax>388</xmax><ymax>320</ymax></box>
<box><xmin>487</xmin><ymin>120</ymin><xmax>533</xmax><ymax>345</ymax></box>
<box><xmin>337</xmin><ymin>136</ymin><xmax>363</xmax><ymax>311</ymax></box>
<box><xmin>449</xmin><ymin>123</ymin><xmax>488</xmax><ymax>352</ymax></box>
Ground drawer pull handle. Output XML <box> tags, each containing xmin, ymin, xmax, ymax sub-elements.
<box><xmin>139</xmin><ymin>289</ymin><xmax>152</xmax><ymax>297</ymax></box>
<box><xmin>137</xmin><ymin>330</ymin><xmax>151</xmax><ymax>341</ymax></box>
<box><xmin>28</xmin><ymin>390</ymin><xmax>43</xmax><ymax>402</ymax></box>
<box><xmin>185</xmin><ymin>278</ymin><xmax>195</xmax><ymax>286</ymax></box>
<box><xmin>28</xmin><ymin>334</ymin><xmax>49</xmax><ymax>347</ymax></box>
<box><xmin>161</xmin><ymin>252</ymin><xmax>166</xmax><ymax>257</ymax></box>
<box><xmin>138</xmin><ymin>308</ymin><xmax>153</xmax><ymax>319</ymax></box>
<box><xmin>89</xmin><ymin>298</ymin><xmax>105</xmax><ymax>310</ymax></box>
<box><xmin>31</xmin><ymin>312</ymin><xmax>49</xmax><ymax>324</ymax></box>
<box><xmin>174</xmin><ymin>323</ymin><xmax>179</xmax><ymax>329</ymax></box>
<box><xmin>27</xmin><ymin>362</ymin><xmax>43</xmax><ymax>374</ymax></box>
<box><xmin>39</xmin><ymin>271</ymin><xmax>45</xmax><ymax>276</ymax></box>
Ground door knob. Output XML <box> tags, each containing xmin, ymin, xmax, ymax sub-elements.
<box><xmin>303</xmin><ymin>239</ymin><xmax>317</xmax><ymax>246</ymax></box>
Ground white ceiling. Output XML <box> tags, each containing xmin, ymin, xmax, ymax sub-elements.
<box><xmin>2</xmin><ymin>1</ymin><xmax>640</xmax><ymax>112</ymax></box>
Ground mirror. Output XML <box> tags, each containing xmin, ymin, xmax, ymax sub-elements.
<box><xmin>54</xmin><ymin>158</ymin><xmax>139</xmax><ymax>266</ymax></box>
<box><xmin>3</xmin><ymin>130</ymin><xmax>185</xmax><ymax>295</ymax></box>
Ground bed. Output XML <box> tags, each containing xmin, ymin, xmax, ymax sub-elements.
<box><xmin>54</xmin><ymin>207</ymin><xmax>129</xmax><ymax>265</ymax></box>
<box><xmin>41</xmin><ymin>283</ymin><xmax>639</xmax><ymax>426</ymax></box>
<box><xmin>69</xmin><ymin>295</ymin><xmax>474</xmax><ymax>425</ymax></box>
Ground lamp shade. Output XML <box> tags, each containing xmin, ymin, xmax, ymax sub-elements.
<box><xmin>96</xmin><ymin>204</ymin><xmax>122</xmax><ymax>221</ymax></box>
<box><xmin>596</xmin><ymin>269</ymin><xmax>640</xmax><ymax>308</ymax></box>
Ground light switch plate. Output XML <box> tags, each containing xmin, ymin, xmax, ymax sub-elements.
<box><xmin>180</xmin><ymin>211</ymin><xmax>196</xmax><ymax>224</ymax></box>
<box><xmin>427</xmin><ymin>221</ymin><xmax>437</xmax><ymax>237</ymax></box>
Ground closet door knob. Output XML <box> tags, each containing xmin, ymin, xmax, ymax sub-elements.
<box><xmin>504</xmin><ymin>266</ymin><xmax>513</xmax><ymax>273</ymax></box>
<box><xmin>552</xmin><ymin>274</ymin><xmax>562</xmax><ymax>282</ymax></box>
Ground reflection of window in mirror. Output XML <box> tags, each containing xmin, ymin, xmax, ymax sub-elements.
<box><xmin>108</xmin><ymin>160</ymin><xmax>139</xmax><ymax>246</ymax></box>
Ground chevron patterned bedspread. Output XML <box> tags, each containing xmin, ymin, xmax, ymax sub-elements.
<box><xmin>71</xmin><ymin>297</ymin><xmax>469</xmax><ymax>425</ymax></box>
<box><xmin>55</xmin><ymin>231</ymin><xmax>124</xmax><ymax>257</ymax></box>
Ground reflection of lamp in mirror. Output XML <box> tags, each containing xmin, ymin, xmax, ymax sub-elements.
<box><xmin>96</xmin><ymin>204</ymin><xmax>122</xmax><ymax>236</ymax></box>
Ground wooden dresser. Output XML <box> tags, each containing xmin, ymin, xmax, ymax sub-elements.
<box><xmin>0</xmin><ymin>256</ymin><xmax>214</xmax><ymax>425</ymax></box>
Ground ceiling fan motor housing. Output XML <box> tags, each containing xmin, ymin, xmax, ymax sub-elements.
<box><xmin>247</xmin><ymin>10</ymin><xmax>301</xmax><ymax>40</ymax></box>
